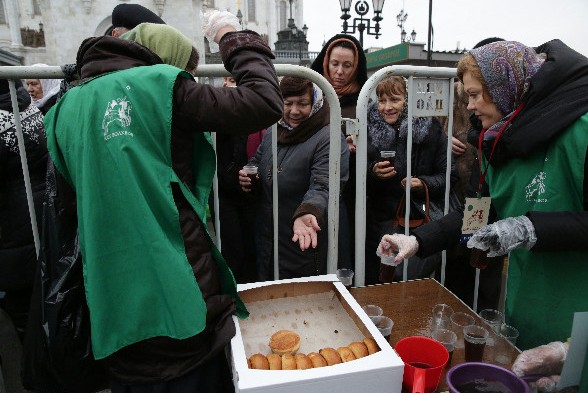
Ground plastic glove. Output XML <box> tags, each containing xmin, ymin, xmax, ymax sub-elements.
<box><xmin>512</xmin><ymin>341</ymin><xmax>569</xmax><ymax>392</ymax></box>
<box><xmin>378</xmin><ymin>234</ymin><xmax>419</xmax><ymax>265</ymax></box>
<box><xmin>200</xmin><ymin>10</ymin><xmax>241</xmax><ymax>53</ymax></box>
<box><xmin>467</xmin><ymin>215</ymin><xmax>537</xmax><ymax>257</ymax></box>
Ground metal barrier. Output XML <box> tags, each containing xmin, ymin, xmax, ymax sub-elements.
<box><xmin>0</xmin><ymin>64</ymin><xmax>343</xmax><ymax>281</ymax></box>
<box><xmin>352</xmin><ymin>65</ymin><xmax>483</xmax><ymax>303</ymax></box>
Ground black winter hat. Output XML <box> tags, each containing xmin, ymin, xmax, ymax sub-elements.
<box><xmin>111</xmin><ymin>4</ymin><xmax>165</xmax><ymax>30</ymax></box>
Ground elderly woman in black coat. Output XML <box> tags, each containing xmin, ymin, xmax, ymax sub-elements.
<box><xmin>240</xmin><ymin>77</ymin><xmax>349</xmax><ymax>280</ymax></box>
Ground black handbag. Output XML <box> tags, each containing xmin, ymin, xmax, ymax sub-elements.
<box><xmin>21</xmin><ymin>163</ymin><xmax>109</xmax><ymax>393</ymax></box>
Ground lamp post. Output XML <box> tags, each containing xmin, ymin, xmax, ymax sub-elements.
<box><xmin>396</xmin><ymin>9</ymin><xmax>416</xmax><ymax>43</ymax></box>
<box><xmin>339</xmin><ymin>0</ymin><xmax>385</xmax><ymax>48</ymax></box>
<box><xmin>287</xmin><ymin>0</ymin><xmax>308</xmax><ymax>64</ymax></box>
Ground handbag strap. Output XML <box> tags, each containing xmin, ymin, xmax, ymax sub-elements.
<box><xmin>396</xmin><ymin>179</ymin><xmax>431</xmax><ymax>219</ymax></box>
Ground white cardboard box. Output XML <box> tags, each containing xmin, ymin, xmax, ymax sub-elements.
<box><xmin>230</xmin><ymin>274</ymin><xmax>404</xmax><ymax>393</ymax></box>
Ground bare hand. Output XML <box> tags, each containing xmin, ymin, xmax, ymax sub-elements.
<box><xmin>400</xmin><ymin>177</ymin><xmax>424</xmax><ymax>191</ymax></box>
<box><xmin>238</xmin><ymin>169</ymin><xmax>254</xmax><ymax>192</ymax></box>
<box><xmin>292</xmin><ymin>214</ymin><xmax>321</xmax><ymax>251</ymax></box>
<box><xmin>346</xmin><ymin>135</ymin><xmax>356</xmax><ymax>153</ymax></box>
<box><xmin>373</xmin><ymin>161</ymin><xmax>396</xmax><ymax>179</ymax></box>
<box><xmin>451</xmin><ymin>137</ymin><xmax>466</xmax><ymax>156</ymax></box>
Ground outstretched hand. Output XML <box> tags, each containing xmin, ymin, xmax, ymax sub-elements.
<box><xmin>292</xmin><ymin>214</ymin><xmax>321</xmax><ymax>251</ymax></box>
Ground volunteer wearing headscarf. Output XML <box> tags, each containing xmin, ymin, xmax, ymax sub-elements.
<box><xmin>239</xmin><ymin>77</ymin><xmax>349</xmax><ymax>280</ymax></box>
<box><xmin>44</xmin><ymin>13</ymin><xmax>282</xmax><ymax>391</ymax></box>
<box><xmin>0</xmin><ymin>79</ymin><xmax>47</xmax><ymax>341</ymax></box>
<box><xmin>311</xmin><ymin>34</ymin><xmax>368</xmax><ymax>270</ymax></box>
<box><xmin>379</xmin><ymin>40</ymin><xmax>588</xmax><ymax>354</ymax></box>
<box><xmin>25</xmin><ymin>64</ymin><xmax>62</xmax><ymax>114</ymax></box>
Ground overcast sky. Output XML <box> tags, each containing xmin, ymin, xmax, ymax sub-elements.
<box><xmin>302</xmin><ymin>0</ymin><xmax>588</xmax><ymax>57</ymax></box>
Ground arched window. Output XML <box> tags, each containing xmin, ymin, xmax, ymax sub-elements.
<box><xmin>247</xmin><ymin>0</ymin><xmax>256</xmax><ymax>22</ymax></box>
<box><xmin>32</xmin><ymin>0</ymin><xmax>41</xmax><ymax>16</ymax></box>
<box><xmin>279</xmin><ymin>1</ymin><xmax>287</xmax><ymax>30</ymax></box>
<box><xmin>0</xmin><ymin>1</ymin><xmax>6</xmax><ymax>24</ymax></box>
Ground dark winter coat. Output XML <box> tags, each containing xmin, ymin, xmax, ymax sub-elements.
<box><xmin>253</xmin><ymin>103</ymin><xmax>349</xmax><ymax>280</ymax></box>
<box><xmin>0</xmin><ymin>87</ymin><xmax>47</xmax><ymax>291</ymax></box>
<box><xmin>57</xmin><ymin>31</ymin><xmax>282</xmax><ymax>383</ymax></box>
<box><xmin>366</xmin><ymin>102</ymin><xmax>454</xmax><ymax>222</ymax></box>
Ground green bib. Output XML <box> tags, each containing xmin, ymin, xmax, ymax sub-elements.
<box><xmin>485</xmin><ymin>113</ymin><xmax>588</xmax><ymax>349</ymax></box>
<box><xmin>45</xmin><ymin>64</ymin><xmax>246</xmax><ymax>359</ymax></box>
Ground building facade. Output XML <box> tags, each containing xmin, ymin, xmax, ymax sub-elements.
<box><xmin>0</xmin><ymin>0</ymin><xmax>304</xmax><ymax>66</ymax></box>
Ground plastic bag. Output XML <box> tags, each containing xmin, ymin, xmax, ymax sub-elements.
<box><xmin>21</xmin><ymin>162</ymin><xmax>108</xmax><ymax>393</ymax></box>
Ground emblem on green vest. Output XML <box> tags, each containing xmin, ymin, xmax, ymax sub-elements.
<box><xmin>525</xmin><ymin>171</ymin><xmax>547</xmax><ymax>203</ymax></box>
<box><xmin>102</xmin><ymin>96</ymin><xmax>134</xmax><ymax>140</ymax></box>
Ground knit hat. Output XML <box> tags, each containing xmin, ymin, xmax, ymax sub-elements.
<box><xmin>111</xmin><ymin>4</ymin><xmax>164</xmax><ymax>30</ymax></box>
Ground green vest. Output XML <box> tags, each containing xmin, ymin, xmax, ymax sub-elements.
<box><xmin>485</xmin><ymin>113</ymin><xmax>588</xmax><ymax>350</ymax></box>
<box><xmin>45</xmin><ymin>64</ymin><xmax>247</xmax><ymax>359</ymax></box>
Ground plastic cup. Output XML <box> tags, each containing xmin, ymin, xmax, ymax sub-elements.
<box><xmin>362</xmin><ymin>304</ymin><xmax>383</xmax><ymax>325</ymax></box>
<box><xmin>463</xmin><ymin>324</ymin><xmax>489</xmax><ymax>362</ymax></box>
<box><xmin>376</xmin><ymin>316</ymin><xmax>394</xmax><ymax>342</ymax></box>
<box><xmin>379</xmin><ymin>150</ymin><xmax>396</xmax><ymax>167</ymax></box>
<box><xmin>336</xmin><ymin>268</ymin><xmax>354</xmax><ymax>289</ymax></box>
<box><xmin>493</xmin><ymin>323</ymin><xmax>519</xmax><ymax>365</ymax></box>
<box><xmin>450</xmin><ymin>312</ymin><xmax>475</xmax><ymax>349</ymax></box>
<box><xmin>242</xmin><ymin>164</ymin><xmax>258</xmax><ymax>190</ymax></box>
<box><xmin>479</xmin><ymin>309</ymin><xmax>504</xmax><ymax>358</ymax></box>
<box><xmin>395</xmin><ymin>336</ymin><xmax>449</xmax><ymax>393</ymax></box>
<box><xmin>431</xmin><ymin>303</ymin><xmax>454</xmax><ymax>333</ymax></box>
<box><xmin>430</xmin><ymin>328</ymin><xmax>457</xmax><ymax>365</ymax></box>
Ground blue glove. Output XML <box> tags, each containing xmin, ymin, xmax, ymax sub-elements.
<box><xmin>467</xmin><ymin>216</ymin><xmax>537</xmax><ymax>257</ymax></box>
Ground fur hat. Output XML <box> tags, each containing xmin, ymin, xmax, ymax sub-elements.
<box><xmin>111</xmin><ymin>4</ymin><xmax>165</xmax><ymax>30</ymax></box>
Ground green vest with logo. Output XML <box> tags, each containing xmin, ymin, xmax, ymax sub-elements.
<box><xmin>45</xmin><ymin>64</ymin><xmax>247</xmax><ymax>359</ymax></box>
<box><xmin>485</xmin><ymin>113</ymin><xmax>588</xmax><ymax>350</ymax></box>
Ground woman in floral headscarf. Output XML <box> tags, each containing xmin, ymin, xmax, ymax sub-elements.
<box><xmin>379</xmin><ymin>40</ymin><xmax>588</xmax><ymax>352</ymax></box>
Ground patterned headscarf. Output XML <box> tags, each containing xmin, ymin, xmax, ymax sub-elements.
<box><xmin>278</xmin><ymin>83</ymin><xmax>324</xmax><ymax>131</ymax></box>
<box><xmin>469</xmin><ymin>41</ymin><xmax>545</xmax><ymax>135</ymax></box>
<box><xmin>29</xmin><ymin>64</ymin><xmax>62</xmax><ymax>109</ymax></box>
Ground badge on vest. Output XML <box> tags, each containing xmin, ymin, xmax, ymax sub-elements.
<box><xmin>460</xmin><ymin>197</ymin><xmax>491</xmax><ymax>244</ymax></box>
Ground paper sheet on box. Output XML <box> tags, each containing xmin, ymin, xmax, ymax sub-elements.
<box><xmin>239</xmin><ymin>291</ymin><xmax>365</xmax><ymax>356</ymax></box>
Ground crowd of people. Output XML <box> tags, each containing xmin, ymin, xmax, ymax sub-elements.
<box><xmin>0</xmin><ymin>3</ymin><xmax>586</xmax><ymax>392</ymax></box>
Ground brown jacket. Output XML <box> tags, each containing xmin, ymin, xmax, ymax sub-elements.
<box><xmin>64</xmin><ymin>31</ymin><xmax>282</xmax><ymax>383</ymax></box>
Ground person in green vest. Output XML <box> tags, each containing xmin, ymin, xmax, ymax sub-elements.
<box><xmin>43</xmin><ymin>11</ymin><xmax>282</xmax><ymax>393</ymax></box>
<box><xmin>377</xmin><ymin>40</ymin><xmax>588</xmax><ymax>389</ymax></box>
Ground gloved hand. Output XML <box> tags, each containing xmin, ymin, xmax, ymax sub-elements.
<box><xmin>467</xmin><ymin>215</ymin><xmax>537</xmax><ymax>257</ymax></box>
<box><xmin>512</xmin><ymin>341</ymin><xmax>569</xmax><ymax>392</ymax></box>
<box><xmin>200</xmin><ymin>10</ymin><xmax>241</xmax><ymax>53</ymax></box>
<box><xmin>377</xmin><ymin>234</ymin><xmax>419</xmax><ymax>265</ymax></box>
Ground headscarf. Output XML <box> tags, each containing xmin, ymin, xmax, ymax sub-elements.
<box><xmin>111</xmin><ymin>4</ymin><xmax>165</xmax><ymax>30</ymax></box>
<box><xmin>469</xmin><ymin>41</ymin><xmax>545</xmax><ymax>137</ymax></box>
<box><xmin>278</xmin><ymin>83</ymin><xmax>324</xmax><ymax>131</ymax></box>
<box><xmin>311</xmin><ymin>34</ymin><xmax>367</xmax><ymax>103</ymax></box>
<box><xmin>320</xmin><ymin>38</ymin><xmax>360</xmax><ymax>98</ymax></box>
<box><xmin>120</xmin><ymin>23</ymin><xmax>192</xmax><ymax>70</ymax></box>
<box><xmin>29</xmin><ymin>64</ymin><xmax>61</xmax><ymax>110</ymax></box>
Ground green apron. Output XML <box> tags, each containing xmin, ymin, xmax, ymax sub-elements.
<box><xmin>485</xmin><ymin>113</ymin><xmax>588</xmax><ymax>350</ymax></box>
<box><xmin>45</xmin><ymin>64</ymin><xmax>246</xmax><ymax>359</ymax></box>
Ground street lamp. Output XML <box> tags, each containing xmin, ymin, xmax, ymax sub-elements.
<box><xmin>396</xmin><ymin>9</ymin><xmax>416</xmax><ymax>43</ymax></box>
<box><xmin>291</xmin><ymin>23</ymin><xmax>308</xmax><ymax>61</ymax></box>
<box><xmin>339</xmin><ymin>0</ymin><xmax>385</xmax><ymax>48</ymax></box>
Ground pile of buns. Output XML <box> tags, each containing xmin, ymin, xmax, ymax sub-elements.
<box><xmin>248</xmin><ymin>335</ymin><xmax>380</xmax><ymax>370</ymax></box>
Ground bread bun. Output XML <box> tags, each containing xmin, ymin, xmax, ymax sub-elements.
<box><xmin>269</xmin><ymin>330</ymin><xmax>301</xmax><ymax>355</ymax></box>
<box><xmin>281</xmin><ymin>353</ymin><xmax>297</xmax><ymax>370</ymax></box>
<box><xmin>348</xmin><ymin>341</ymin><xmax>369</xmax><ymax>359</ymax></box>
<box><xmin>319</xmin><ymin>347</ymin><xmax>342</xmax><ymax>366</ymax></box>
<box><xmin>295</xmin><ymin>353</ymin><xmax>313</xmax><ymax>370</ymax></box>
<box><xmin>337</xmin><ymin>346</ymin><xmax>356</xmax><ymax>362</ymax></box>
<box><xmin>307</xmin><ymin>352</ymin><xmax>327</xmax><ymax>368</ymax></box>
<box><xmin>249</xmin><ymin>353</ymin><xmax>269</xmax><ymax>369</ymax></box>
<box><xmin>267</xmin><ymin>353</ymin><xmax>282</xmax><ymax>370</ymax></box>
<box><xmin>363</xmin><ymin>337</ymin><xmax>380</xmax><ymax>355</ymax></box>
<box><xmin>247</xmin><ymin>358</ymin><xmax>252</xmax><ymax>369</ymax></box>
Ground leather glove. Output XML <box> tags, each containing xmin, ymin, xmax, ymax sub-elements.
<box><xmin>512</xmin><ymin>341</ymin><xmax>569</xmax><ymax>392</ymax></box>
<box><xmin>200</xmin><ymin>10</ymin><xmax>240</xmax><ymax>53</ymax></box>
<box><xmin>378</xmin><ymin>234</ymin><xmax>419</xmax><ymax>265</ymax></box>
<box><xmin>467</xmin><ymin>215</ymin><xmax>537</xmax><ymax>257</ymax></box>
